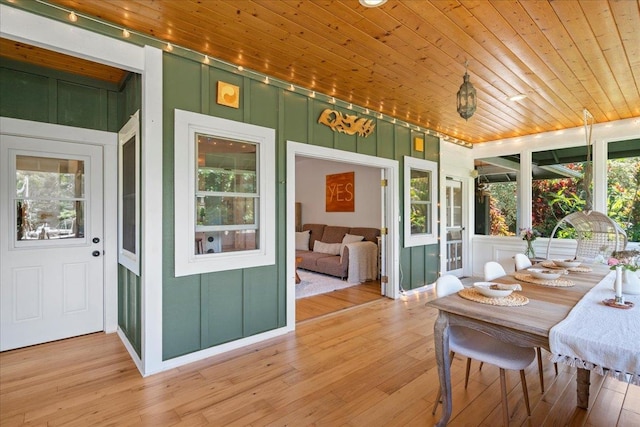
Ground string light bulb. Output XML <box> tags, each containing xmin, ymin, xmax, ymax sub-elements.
<box><xmin>122</xmin><ymin>28</ymin><xmax>130</xmax><ymax>38</ymax></box>
<box><xmin>166</xmin><ymin>43</ymin><xmax>173</xmax><ymax>52</ymax></box>
<box><xmin>68</xmin><ymin>11</ymin><xmax>78</xmax><ymax>22</ymax></box>
<box><xmin>203</xmin><ymin>55</ymin><xmax>210</xmax><ymax>64</ymax></box>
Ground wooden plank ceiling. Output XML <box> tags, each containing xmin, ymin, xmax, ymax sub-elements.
<box><xmin>0</xmin><ymin>38</ymin><xmax>127</xmax><ymax>85</ymax></box>
<box><xmin>20</xmin><ymin>1</ymin><xmax>640</xmax><ymax>143</ymax></box>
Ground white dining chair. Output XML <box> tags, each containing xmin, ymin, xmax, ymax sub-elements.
<box><xmin>484</xmin><ymin>259</ymin><xmax>557</xmax><ymax>392</ymax></box>
<box><xmin>432</xmin><ymin>275</ymin><xmax>535</xmax><ymax>425</ymax></box>
<box><xmin>484</xmin><ymin>261</ymin><xmax>507</xmax><ymax>281</ymax></box>
<box><xmin>514</xmin><ymin>253</ymin><xmax>532</xmax><ymax>271</ymax></box>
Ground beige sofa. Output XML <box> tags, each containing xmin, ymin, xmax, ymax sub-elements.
<box><xmin>295</xmin><ymin>223</ymin><xmax>380</xmax><ymax>280</ymax></box>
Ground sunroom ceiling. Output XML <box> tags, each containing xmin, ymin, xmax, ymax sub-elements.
<box><xmin>6</xmin><ymin>1</ymin><xmax>640</xmax><ymax>144</ymax></box>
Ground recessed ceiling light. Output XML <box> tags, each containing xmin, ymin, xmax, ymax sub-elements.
<box><xmin>508</xmin><ymin>93</ymin><xmax>527</xmax><ymax>101</ymax></box>
<box><xmin>359</xmin><ymin>0</ymin><xmax>388</xmax><ymax>7</ymax></box>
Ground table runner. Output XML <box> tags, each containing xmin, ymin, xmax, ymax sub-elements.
<box><xmin>549</xmin><ymin>271</ymin><xmax>640</xmax><ymax>385</ymax></box>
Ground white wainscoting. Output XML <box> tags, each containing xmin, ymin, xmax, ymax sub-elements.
<box><xmin>471</xmin><ymin>235</ymin><xmax>578</xmax><ymax>277</ymax></box>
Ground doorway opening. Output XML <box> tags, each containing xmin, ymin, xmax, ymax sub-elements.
<box><xmin>285</xmin><ymin>141</ymin><xmax>400</xmax><ymax>326</ymax></box>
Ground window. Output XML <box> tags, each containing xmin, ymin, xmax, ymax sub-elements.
<box><xmin>15</xmin><ymin>155</ymin><xmax>85</xmax><ymax>243</ymax></box>
<box><xmin>474</xmin><ymin>155</ymin><xmax>520</xmax><ymax>236</ymax></box>
<box><xmin>174</xmin><ymin>109</ymin><xmax>275</xmax><ymax>276</ymax></box>
<box><xmin>607</xmin><ymin>140</ymin><xmax>640</xmax><ymax>243</ymax></box>
<box><xmin>404</xmin><ymin>156</ymin><xmax>438</xmax><ymax>247</ymax></box>
<box><xmin>118</xmin><ymin>111</ymin><xmax>140</xmax><ymax>274</ymax></box>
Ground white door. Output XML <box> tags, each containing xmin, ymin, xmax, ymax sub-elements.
<box><xmin>1</xmin><ymin>135</ymin><xmax>104</xmax><ymax>351</ymax></box>
<box><xmin>445</xmin><ymin>177</ymin><xmax>465</xmax><ymax>276</ymax></box>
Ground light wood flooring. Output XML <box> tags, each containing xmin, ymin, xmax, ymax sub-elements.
<box><xmin>2</xmin><ymin>288</ymin><xmax>639</xmax><ymax>426</ymax></box>
<box><xmin>296</xmin><ymin>279</ymin><xmax>383</xmax><ymax>322</ymax></box>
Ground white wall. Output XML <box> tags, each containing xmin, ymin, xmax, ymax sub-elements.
<box><xmin>295</xmin><ymin>157</ymin><xmax>381</xmax><ymax>228</ymax></box>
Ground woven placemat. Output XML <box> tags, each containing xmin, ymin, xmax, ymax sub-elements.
<box><xmin>458</xmin><ymin>288</ymin><xmax>529</xmax><ymax>306</ymax></box>
<box><xmin>515</xmin><ymin>272</ymin><xmax>575</xmax><ymax>287</ymax></box>
<box><xmin>540</xmin><ymin>261</ymin><xmax>592</xmax><ymax>273</ymax></box>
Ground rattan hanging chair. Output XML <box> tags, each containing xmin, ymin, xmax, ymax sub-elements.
<box><xmin>545</xmin><ymin>211</ymin><xmax>627</xmax><ymax>261</ymax></box>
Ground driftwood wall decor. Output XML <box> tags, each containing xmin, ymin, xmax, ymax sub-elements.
<box><xmin>318</xmin><ymin>109</ymin><xmax>375</xmax><ymax>137</ymax></box>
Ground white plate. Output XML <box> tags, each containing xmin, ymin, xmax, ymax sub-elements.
<box><xmin>553</xmin><ymin>259</ymin><xmax>581</xmax><ymax>268</ymax></box>
<box><xmin>473</xmin><ymin>282</ymin><xmax>513</xmax><ymax>298</ymax></box>
<box><xmin>527</xmin><ymin>268</ymin><xmax>562</xmax><ymax>280</ymax></box>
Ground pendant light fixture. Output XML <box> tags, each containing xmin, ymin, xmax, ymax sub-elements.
<box><xmin>456</xmin><ymin>61</ymin><xmax>477</xmax><ymax>121</ymax></box>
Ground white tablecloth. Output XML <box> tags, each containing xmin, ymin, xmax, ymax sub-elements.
<box><xmin>549</xmin><ymin>270</ymin><xmax>640</xmax><ymax>385</ymax></box>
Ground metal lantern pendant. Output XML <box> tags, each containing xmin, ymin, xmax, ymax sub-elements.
<box><xmin>457</xmin><ymin>62</ymin><xmax>477</xmax><ymax>120</ymax></box>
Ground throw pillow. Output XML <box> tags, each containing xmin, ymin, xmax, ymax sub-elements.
<box><xmin>340</xmin><ymin>233</ymin><xmax>364</xmax><ymax>256</ymax></box>
<box><xmin>313</xmin><ymin>240</ymin><xmax>342</xmax><ymax>255</ymax></box>
<box><xmin>295</xmin><ymin>230</ymin><xmax>310</xmax><ymax>251</ymax></box>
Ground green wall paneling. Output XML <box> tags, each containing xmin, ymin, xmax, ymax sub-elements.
<box><xmin>424</xmin><ymin>244</ymin><xmax>440</xmax><ymax>285</ymax></box>
<box><xmin>117</xmin><ymin>266</ymin><xmax>141</xmax><ymax>357</ymax></box>
<box><xmin>400</xmin><ymin>247</ymin><xmax>412</xmax><ymax>291</ymax></box>
<box><xmin>409</xmin><ymin>246</ymin><xmax>426</xmax><ymax>289</ymax></box>
<box><xmin>207</xmin><ymin>67</ymin><xmax>244</xmax><ymax>121</ymax></box>
<box><xmin>243</xmin><ymin>266</ymin><xmax>280</xmax><ymax>335</ymax></box>
<box><xmin>57</xmin><ymin>81</ymin><xmax>106</xmax><ymax>130</ymax></box>
<box><xmin>0</xmin><ymin>58</ymin><xmax>128</xmax><ymax>132</ymax></box>
<box><xmin>282</xmin><ymin>91</ymin><xmax>308</xmax><ymax>143</ymax></box>
<box><xmin>356</xmin><ymin>131</ymin><xmax>377</xmax><ymax>157</ymax></box>
<box><xmin>202</xmin><ymin>270</ymin><xmax>244</xmax><ymax>347</ymax></box>
<box><xmin>375</xmin><ymin>121</ymin><xmax>395</xmax><ymax>160</ymax></box>
<box><xmin>163</xmin><ymin>275</ymin><xmax>203</xmax><ymax>360</ymax></box>
<box><xmin>0</xmin><ymin>67</ymin><xmax>49</xmax><ymax>122</ymax></box>
<box><xmin>248</xmin><ymin>80</ymin><xmax>279</xmax><ymax>129</ymax></box>
<box><xmin>425</xmin><ymin>134</ymin><xmax>439</xmax><ymax>162</ymax></box>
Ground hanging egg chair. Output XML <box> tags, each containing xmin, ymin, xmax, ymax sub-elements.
<box><xmin>545</xmin><ymin>210</ymin><xmax>627</xmax><ymax>261</ymax></box>
<box><xmin>545</xmin><ymin>109</ymin><xmax>628</xmax><ymax>261</ymax></box>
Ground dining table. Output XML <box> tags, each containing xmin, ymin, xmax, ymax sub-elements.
<box><xmin>426</xmin><ymin>262</ymin><xmax>639</xmax><ymax>427</ymax></box>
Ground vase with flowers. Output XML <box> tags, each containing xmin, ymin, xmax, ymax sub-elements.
<box><xmin>520</xmin><ymin>228</ymin><xmax>539</xmax><ymax>260</ymax></box>
<box><xmin>608</xmin><ymin>249</ymin><xmax>640</xmax><ymax>295</ymax></box>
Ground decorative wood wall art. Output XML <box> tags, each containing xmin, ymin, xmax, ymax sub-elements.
<box><xmin>414</xmin><ymin>137</ymin><xmax>424</xmax><ymax>152</ymax></box>
<box><xmin>216</xmin><ymin>81</ymin><xmax>240</xmax><ymax>108</ymax></box>
<box><xmin>318</xmin><ymin>109</ymin><xmax>375</xmax><ymax>137</ymax></box>
<box><xmin>326</xmin><ymin>172</ymin><xmax>355</xmax><ymax>212</ymax></box>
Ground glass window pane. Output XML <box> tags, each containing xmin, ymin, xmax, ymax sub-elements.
<box><xmin>122</xmin><ymin>137</ymin><xmax>136</xmax><ymax>253</ymax></box>
<box><xmin>16</xmin><ymin>155</ymin><xmax>84</xmax><ymax>199</ymax></box>
<box><xmin>196</xmin><ymin>196</ymin><xmax>256</xmax><ymax>227</ymax></box>
<box><xmin>410</xmin><ymin>202</ymin><xmax>431</xmax><ymax>234</ymax></box>
<box><xmin>16</xmin><ymin>155</ymin><xmax>85</xmax><ymax>241</ymax></box>
<box><xmin>17</xmin><ymin>199</ymin><xmax>84</xmax><ymax>240</ymax></box>
<box><xmin>197</xmin><ymin>135</ymin><xmax>257</xmax><ymax>193</ymax></box>
<box><xmin>410</xmin><ymin>169</ymin><xmax>431</xmax><ymax>202</ymax></box>
<box><xmin>607</xmin><ymin>154</ymin><xmax>640</xmax><ymax>243</ymax></box>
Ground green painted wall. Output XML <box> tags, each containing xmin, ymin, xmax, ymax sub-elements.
<box><xmin>0</xmin><ymin>58</ymin><xmax>124</xmax><ymax>131</ymax></box>
<box><xmin>161</xmin><ymin>53</ymin><xmax>440</xmax><ymax>360</ymax></box>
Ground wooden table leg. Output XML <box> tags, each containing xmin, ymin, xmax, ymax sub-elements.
<box><xmin>434</xmin><ymin>311</ymin><xmax>452</xmax><ymax>427</ymax></box>
<box><xmin>295</xmin><ymin>256</ymin><xmax>302</xmax><ymax>284</ymax></box>
<box><xmin>577</xmin><ymin>368</ymin><xmax>591</xmax><ymax>409</ymax></box>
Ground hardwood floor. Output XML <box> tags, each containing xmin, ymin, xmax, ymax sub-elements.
<box><xmin>296</xmin><ymin>280</ymin><xmax>384</xmax><ymax>322</ymax></box>
<box><xmin>2</xmin><ymin>289</ymin><xmax>638</xmax><ymax>426</ymax></box>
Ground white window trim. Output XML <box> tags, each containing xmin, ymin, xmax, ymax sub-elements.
<box><xmin>118</xmin><ymin>110</ymin><xmax>140</xmax><ymax>275</ymax></box>
<box><xmin>404</xmin><ymin>156</ymin><xmax>438</xmax><ymax>247</ymax></box>
<box><xmin>174</xmin><ymin>109</ymin><xmax>275</xmax><ymax>277</ymax></box>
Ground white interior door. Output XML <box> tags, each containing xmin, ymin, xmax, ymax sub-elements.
<box><xmin>445</xmin><ymin>177</ymin><xmax>465</xmax><ymax>276</ymax></box>
<box><xmin>1</xmin><ymin>135</ymin><xmax>104</xmax><ymax>351</ymax></box>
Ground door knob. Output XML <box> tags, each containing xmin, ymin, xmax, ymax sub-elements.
<box><xmin>92</xmin><ymin>250</ymin><xmax>101</xmax><ymax>257</ymax></box>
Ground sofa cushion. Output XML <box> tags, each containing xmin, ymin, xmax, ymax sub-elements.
<box><xmin>313</xmin><ymin>241</ymin><xmax>342</xmax><ymax>255</ymax></box>
<box><xmin>302</xmin><ymin>223</ymin><xmax>326</xmax><ymax>250</ymax></box>
<box><xmin>295</xmin><ymin>230</ymin><xmax>310</xmax><ymax>250</ymax></box>
<box><xmin>321</xmin><ymin>226</ymin><xmax>351</xmax><ymax>244</ymax></box>
<box><xmin>349</xmin><ymin>227</ymin><xmax>380</xmax><ymax>244</ymax></box>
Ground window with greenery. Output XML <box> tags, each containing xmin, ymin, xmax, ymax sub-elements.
<box><xmin>15</xmin><ymin>155</ymin><xmax>85</xmax><ymax>242</ymax></box>
<box><xmin>195</xmin><ymin>136</ymin><xmax>258</xmax><ymax>254</ymax></box>
<box><xmin>174</xmin><ymin>109</ymin><xmax>275</xmax><ymax>276</ymax></box>
<box><xmin>607</xmin><ymin>140</ymin><xmax>640</xmax><ymax>243</ymax></box>
<box><xmin>404</xmin><ymin>156</ymin><xmax>437</xmax><ymax>247</ymax></box>
<box><xmin>474</xmin><ymin>156</ymin><xmax>519</xmax><ymax>236</ymax></box>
